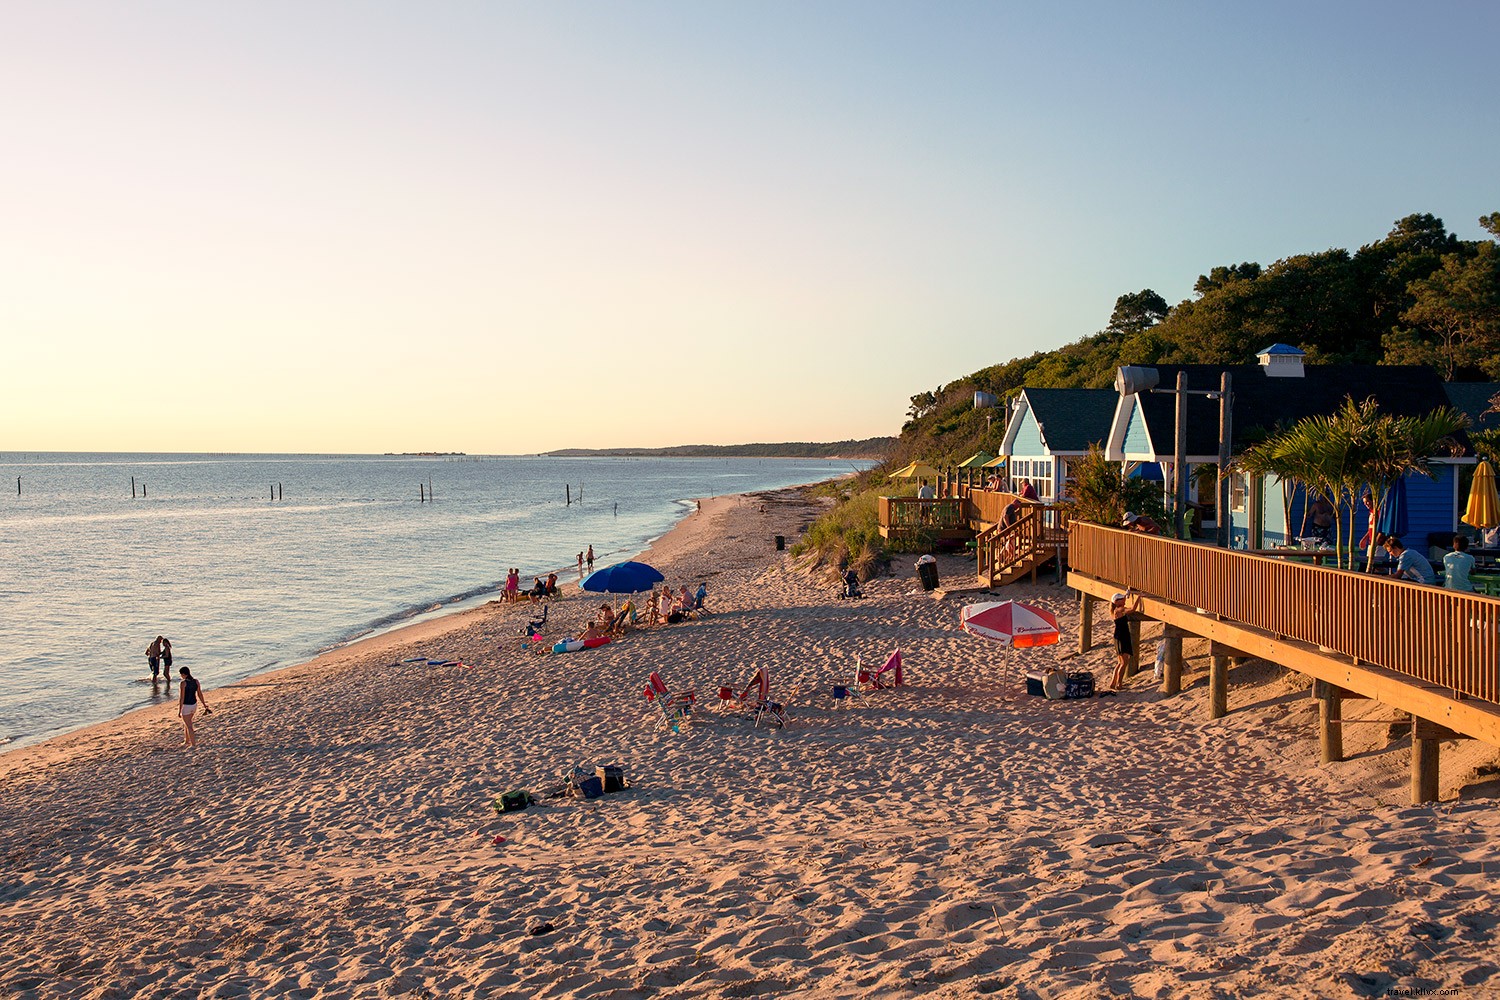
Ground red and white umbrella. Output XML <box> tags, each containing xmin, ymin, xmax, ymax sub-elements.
<box><xmin>961</xmin><ymin>600</ymin><xmax>1060</xmax><ymax>648</ymax></box>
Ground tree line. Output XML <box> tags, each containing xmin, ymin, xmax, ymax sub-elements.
<box><xmin>898</xmin><ymin>212</ymin><xmax>1500</xmax><ymax>467</ymax></box>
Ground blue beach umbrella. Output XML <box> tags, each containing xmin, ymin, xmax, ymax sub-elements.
<box><xmin>581</xmin><ymin>561</ymin><xmax>665</xmax><ymax>594</ymax></box>
<box><xmin>1376</xmin><ymin>477</ymin><xmax>1409</xmax><ymax>540</ymax></box>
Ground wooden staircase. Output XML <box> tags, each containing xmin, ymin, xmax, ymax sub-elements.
<box><xmin>977</xmin><ymin>502</ymin><xmax>1070</xmax><ymax>587</ymax></box>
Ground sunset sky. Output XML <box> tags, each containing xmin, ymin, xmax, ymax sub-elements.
<box><xmin>3</xmin><ymin>1</ymin><xmax>1497</xmax><ymax>454</ymax></box>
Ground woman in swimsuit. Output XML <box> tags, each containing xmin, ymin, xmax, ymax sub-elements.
<box><xmin>177</xmin><ymin>666</ymin><xmax>210</xmax><ymax>748</ymax></box>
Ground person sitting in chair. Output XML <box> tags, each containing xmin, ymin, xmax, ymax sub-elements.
<box><xmin>692</xmin><ymin>582</ymin><xmax>708</xmax><ymax>612</ymax></box>
<box><xmin>611</xmin><ymin>599</ymin><xmax>635</xmax><ymax>633</ymax></box>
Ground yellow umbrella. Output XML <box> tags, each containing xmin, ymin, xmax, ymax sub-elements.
<box><xmin>1463</xmin><ymin>460</ymin><xmax>1499</xmax><ymax>528</ymax></box>
<box><xmin>889</xmin><ymin>460</ymin><xmax>939</xmax><ymax>480</ymax></box>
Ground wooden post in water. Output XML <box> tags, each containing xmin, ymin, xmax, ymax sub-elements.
<box><xmin>132</xmin><ymin>476</ymin><xmax>136</xmax><ymax>498</ymax></box>
<box><xmin>566</xmin><ymin>484</ymin><xmax>571</xmax><ymax>506</ymax></box>
<box><xmin>419</xmin><ymin>484</ymin><xmax>425</xmax><ymax>503</ymax></box>
<box><xmin>1314</xmin><ymin>679</ymin><xmax>1344</xmax><ymax>764</ymax></box>
<box><xmin>1078</xmin><ymin>592</ymin><xmax>1094</xmax><ymax>654</ymax></box>
<box><xmin>1162</xmin><ymin>627</ymin><xmax>1184</xmax><ymax>696</ymax></box>
<box><xmin>278</xmin><ymin>483</ymin><xmax>283</xmax><ymax>500</ymax></box>
<box><xmin>428</xmin><ymin>477</ymin><xmax>433</xmax><ymax>501</ymax></box>
<box><xmin>16</xmin><ymin>477</ymin><xmax>20</xmax><ymax>496</ymax></box>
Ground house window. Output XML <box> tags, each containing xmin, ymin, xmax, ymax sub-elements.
<box><xmin>1230</xmin><ymin>474</ymin><xmax>1248</xmax><ymax>513</ymax></box>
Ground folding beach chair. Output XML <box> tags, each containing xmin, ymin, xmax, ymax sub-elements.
<box><xmin>832</xmin><ymin>656</ymin><xmax>869</xmax><ymax>708</ymax></box>
<box><xmin>857</xmin><ymin>649</ymin><xmax>904</xmax><ymax>692</ymax></box>
<box><xmin>643</xmin><ymin>671</ymin><xmax>696</xmax><ymax>733</ymax></box>
<box><xmin>716</xmin><ymin>666</ymin><xmax>787</xmax><ymax>728</ymax></box>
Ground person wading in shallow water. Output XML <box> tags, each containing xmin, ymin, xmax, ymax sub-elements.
<box><xmin>586</xmin><ymin>545</ymin><xmax>595</xmax><ymax>572</ymax></box>
<box><xmin>177</xmin><ymin>666</ymin><xmax>210</xmax><ymax>748</ymax></box>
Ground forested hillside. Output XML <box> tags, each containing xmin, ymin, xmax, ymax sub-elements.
<box><xmin>892</xmin><ymin>212</ymin><xmax>1500</xmax><ymax>467</ymax></box>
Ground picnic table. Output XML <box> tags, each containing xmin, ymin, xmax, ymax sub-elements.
<box><xmin>1246</xmin><ymin>547</ymin><xmax>1339</xmax><ymax>566</ymax></box>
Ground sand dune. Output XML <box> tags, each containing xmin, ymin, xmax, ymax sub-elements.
<box><xmin>2</xmin><ymin>488</ymin><xmax>1498</xmax><ymax>998</ymax></box>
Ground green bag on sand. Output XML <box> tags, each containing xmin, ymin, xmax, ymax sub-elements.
<box><xmin>494</xmin><ymin>791</ymin><xmax>535</xmax><ymax>813</ymax></box>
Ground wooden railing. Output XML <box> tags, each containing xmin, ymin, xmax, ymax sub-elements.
<box><xmin>877</xmin><ymin>496</ymin><xmax>972</xmax><ymax>535</ymax></box>
<box><xmin>1069</xmin><ymin>521</ymin><xmax>1500</xmax><ymax>702</ymax></box>
<box><xmin>977</xmin><ymin>500</ymin><xmax>1070</xmax><ymax>586</ymax></box>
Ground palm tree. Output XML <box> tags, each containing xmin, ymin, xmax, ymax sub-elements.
<box><xmin>1237</xmin><ymin>398</ymin><xmax>1466</xmax><ymax>569</ymax></box>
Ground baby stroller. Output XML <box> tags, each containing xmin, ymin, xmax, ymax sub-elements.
<box><xmin>840</xmin><ymin>569</ymin><xmax>863</xmax><ymax>600</ymax></box>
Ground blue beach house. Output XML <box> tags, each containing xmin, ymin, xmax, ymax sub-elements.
<box><xmin>999</xmin><ymin>388</ymin><xmax>1118</xmax><ymax>501</ymax></box>
<box><xmin>1103</xmin><ymin>345</ymin><xmax>1478</xmax><ymax>551</ymax></box>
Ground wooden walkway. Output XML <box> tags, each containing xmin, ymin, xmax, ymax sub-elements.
<box><xmin>1067</xmin><ymin>521</ymin><xmax>1500</xmax><ymax>803</ymax></box>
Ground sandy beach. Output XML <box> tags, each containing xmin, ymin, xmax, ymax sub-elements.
<box><xmin>3</xmin><ymin>486</ymin><xmax>1499</xmax><ymax>999</ymax></box>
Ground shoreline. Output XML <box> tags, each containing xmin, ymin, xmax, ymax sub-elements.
<box><xmin>7</xmin><ymin>481</ymin><xmax>1499</xmax><ymax>997</ymax></box>
<box><xmin>0</xmin><ymin>471</ymin><xmax>846</xmax><ymax>758</ymax></box>
<box><xmin>0</xmin><ymin>483</ymin><xmax>821</xmax><ymax>779</ymax></box>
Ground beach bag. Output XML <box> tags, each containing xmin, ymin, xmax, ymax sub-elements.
<box><xmin>667</xmin><ymin>611</ymin><xmax>686</xmax><ymax>624</ymax></box>
<box><xmin>494</xmin><ymin>790</ymin><xmax>534</xmax><ymax>813</ymax></box>
<box><xmin>1064</xmin><ymin>672</ymin><xmax>1096</xmax><ymax>699</ymax></box>
<box><xmin>597</xmin><ymin>765</ymin><xmax>627</xmax><ymax>793</ymax></box>
<box><xmin>569</xmin><ymin>765</ymin><xmax>605</xmax><ymax>800</ymax></box>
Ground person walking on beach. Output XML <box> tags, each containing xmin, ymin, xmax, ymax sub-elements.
<box><xmin>586</xmin><ymin>545</ymin><xmax>595</xmax><ymax>572</ymax></box>
<box><xmin>176</xmin><ymin>666</ymin><xmax>210</xmax><ymax>748</ymax></box>
<box><xmin>146</xmin><ymin>636</ymin><xmax>164</xmax><ymax>681</ymax></box>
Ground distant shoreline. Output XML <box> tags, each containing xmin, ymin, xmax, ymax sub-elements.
<box><xmin>543</xmin><ymin>438</ymin><xmax>893</xmax><ymax>460</ymax></box>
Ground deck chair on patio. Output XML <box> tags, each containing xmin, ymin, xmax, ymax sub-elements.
<box><xmin>644</xmin><ymin>671</ymin><xmax>696</xmax><ymax>733</ymax></box>
<box><xmin>857</xmin><ymin>649</ymin><xmax>904</xmax><ymax>692</ymax></box>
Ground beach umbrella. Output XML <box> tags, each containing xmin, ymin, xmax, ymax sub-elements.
<box><xmin>1376</xmin><ymin>477</ymin><xmax>1409</xmax><ymax>540</ymax></box>
<box><xmin>956</xmin><ymin>451</ymin><xmax>995</xmax><ymax>469</ymax></box>
<box><xmin>960</xmin><ymin>600</ymin><xmax>1060</xmax><ymax>648</ymax></box>
<box><xmin>981</xmin><ymin>455</ymin><xmax>1008</xmax><ymax>468</ymax></box>
<box><xmin>1463</xmin><ymin>460</ymin><xmax>1499</xmax><ymax>529</ymax></box>
<box><xmin>889</xmin><ymin>460</ymin><xmax>939</xmax><ymax>480</ymax></box>
<box><xmin>581</xmin><ymin>561</ymin><xmax>664</xmax><ymax>594</ymax></box>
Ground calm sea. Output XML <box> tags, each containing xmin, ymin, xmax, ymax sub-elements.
<box><xmin>0</xmin><ymin>453</ymin><xmax>866</xmax><ymax>750</ymax></box>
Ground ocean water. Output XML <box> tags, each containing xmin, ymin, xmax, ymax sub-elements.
<box><xmin>0</xmin><ymin>453</ymin><xmax>867</xmax><ymax>750</ymax></box>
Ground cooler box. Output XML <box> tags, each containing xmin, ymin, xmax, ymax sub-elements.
<box><xmin>597</xmin><ymin>765</ymin><xmax>627</xmax><ymax>793</ymax></box>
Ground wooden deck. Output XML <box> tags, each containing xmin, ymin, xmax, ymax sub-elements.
<box><xmin>1067</xmin><ymin>521</ymin><xmax>1500</xmax><ymax>802</ymax></box>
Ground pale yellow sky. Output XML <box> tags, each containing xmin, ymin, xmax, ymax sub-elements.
<box><xmin>4</xmin><ymin>2</ymin><xmax>1496</xmax><ymax>453</ymax></box>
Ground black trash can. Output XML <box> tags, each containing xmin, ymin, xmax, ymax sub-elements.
<box><xmin>917</xmin><ymin>558</ymin><xmax>939</xmax><ymax>591</ymax></box>
<box><xmin>774</xmin><ymin>535</ymin><xmax>785</xmax><ymax>551</ymax></box>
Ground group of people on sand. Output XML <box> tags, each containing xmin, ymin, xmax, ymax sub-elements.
<box><xmin>145</xmin><ymin>635</ymin><xmax>210</xmax><ymax>748</ymax></box>
<box><xmin>649</xmin><ymin>582</ymin><xmax>707</xmax><ymax>625</ymax></box>
<box><xmin>503</xmin><ymin>569</ymin><xmax>558</xmax><ymax>602</ymax></box>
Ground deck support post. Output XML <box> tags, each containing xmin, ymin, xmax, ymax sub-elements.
<box><xmin>1313</xmin><ymin>679</ymin><xmax>1344</xmax><ymax>764</ymax></box>
<box><xmin>1411</xmin><ymin>713</ymin><xmax>1440</xmax><ymax>805</ymax></box>
<box><xmin>1208</xmin><ymin>652</ymin><xmax>1228</xmax><ymax>720</ymax></box>
<box><xmin>1125</xmin><ymin>619</ymin><xmax>1141</xmax><ymax>679</ymax></box>
<box><xmin>1162</xmin><ymin>628</ymin><xmax>1184</xmax><ymax>696</ymax></box>
<box><xmin>1078</xmin><ymin>592</ymin><xmax>1094</xmax><ymax>654</ymax></box>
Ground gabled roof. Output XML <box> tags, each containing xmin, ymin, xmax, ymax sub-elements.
<box><xmin>1445</xmin><ymin>382</ymin><xmax>1500</xmax><ymax>434</ymax></box>
<box><xmin>1006</xmin><ymin>388</ymin><xmax>1117</xmax><ymax>455</ymax></box>
<box><xmin>1122</xmin><ymin>364</ymin><xmax>1472</xmax><ymax>460</ymax></box>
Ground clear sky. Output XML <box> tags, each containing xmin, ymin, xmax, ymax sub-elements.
<box><xmin>3</xmin><ymin>1</ymin><xmax>1496</xmax><ymax>454</ymax></box>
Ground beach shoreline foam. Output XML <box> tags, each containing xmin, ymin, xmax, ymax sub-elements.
<box><xmin>4</xmin><ymin>484</ymin><xmax>1499</xmax><ymax>997</ymax></box>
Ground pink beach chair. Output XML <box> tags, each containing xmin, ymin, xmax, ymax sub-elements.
<box><xmin>858</xmin><ymin>649</ymin><xmax>904</xmax><ymax>692</ymax></box>
<box><xmin>716</xmin><ymin>666</ymin><xmax>787</xmax><ymax>728</ymax></box>
<box><xmin>644</xmin><ymin>671</ymin><xmax>696</xmax><ymax>733</ymax></box>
